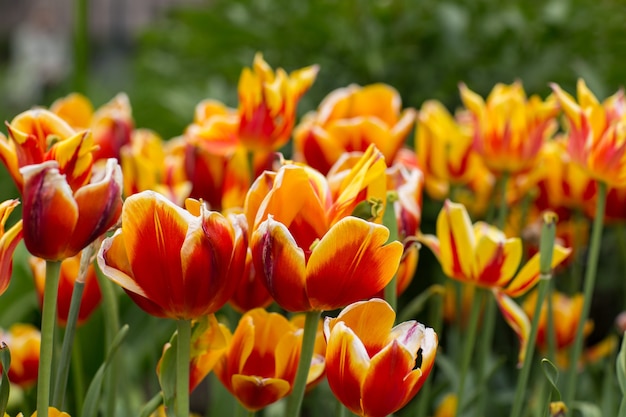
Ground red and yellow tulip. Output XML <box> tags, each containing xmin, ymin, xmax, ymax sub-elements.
<box><xmin>420</xmin><ymin>200</ymin><xmax>570</xmax><ymax>295</ymax></box>
<box><xmin>97</xmin><ymin>191</ymin><xmax>246</xmax><ymax>319</ymax></box>
<box><xmin>460</xmin><ymin>81</ymin><xmax>558</xmax><ymax>174</ymax></box>
<box><xmin>551</xmin><ymin>79</ymin><xmax>626</xmax><ymax>187</ymax></box>
<box><xmin>30</xmin><ymin>252</ymin><xmax>102</xmax><ymax>326</ymax></box>
<box><xmin>294</xmin><ymin>83</ymin><xmax>416</xmax><ymax>174</ymax></box>
<box><xmin>238</xmin><ymin>53</ymin><xmax>318</xmax><ymax>152</ymax></box>
<box><xmin>0</xmin><ymin>199</ymin><xmax>23</xmax><ymax>296</ymax></box>
<box><xmin>0</xmin><ymin>324</ymin><xmax>41</xmax><ymax>388</ymax></box>
<box><xmin>214</xmin><ymin>308</ymin><xmax>324</xmax><ymax>411</ymax></box>
<box><xmin>20</xmin><ymin>158</ymin><xmax>123</xmax><ymax>261</ymax></box>
<box><xmin>324</xmin><ymin>298</ymin><xmax>437</xmax><ymax>417</ymax></box>
<box><xmin>247</xmin><ymin>146</ymin><xmax>403</xmax><ymax>311</ymax></box>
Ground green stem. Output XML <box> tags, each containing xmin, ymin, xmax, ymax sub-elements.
<box><xmin>53</xmin><ymin>244</ymin><xmax>94</xmax><ymax>408</ymax></box>
<box><xmin>564</xmin><ymin>181</ymin><xmax>607</xmax><ymax>408</ymax></box>
<box><xmin>454</xmin><ymin>285</ymin><xmax>483</xmax><ymax>417</ymax></box>
<box><xmin>336</xmin><ymin>398</ymin><xmax>347</xmax><ymax>417</ymax></box>
<box><xmin>247</xmin><ymin>411</ymin><xmax>256</xmax><ymax>417</ymax></box>
<box><xmin>546</xmin><ymin>279</ymin><xmax>557</xmax><ymax>364</ymax></box>
<box><xmin>383</xmin><ymin>192</ymin><xmax>400</xmax><ymax>312</ymax></box>
<box><xmin>71</xmin><ymin>332</ymin><xmax>86</xmax><ymax>416</ymax></box>
<box><xmin>139</xmin><ymin>392</ymin><xmax>163</xmax><ymax>417</ymax></box>
<box><xmin>37</xmin><ymin>261</ymin><xmax>62</xmax><ymax>417</ymax></box>
<box><xmin>510</xmin><ymin>214</ymin><xmax>557</xmax><ymax>417</ymax></box>
<box><xmin>474</xmin><ymin>293</ymin><xmax>496</xmax><ymax>417</ymax></box>
<box><xmin>96</xmin><ymin>271</ymin><xmax>120</xmax><ymax>416</ymax></box>
<box><xmin>176</xmin><ymin>319</ymin><xmax>191</xmax><ymax>417</ymax></box>
<box><xmin>285</xmin><ymin>310</ymin><xmax>321</xmax><ymax>417</ymax></box>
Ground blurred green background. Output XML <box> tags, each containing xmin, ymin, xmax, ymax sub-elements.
<box><xmin>1</xmin><ymin>0</ymin><xmax>626</xmax><ymax>414</ymax></box>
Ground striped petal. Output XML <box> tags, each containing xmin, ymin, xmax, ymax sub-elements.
<box><xmin>251</xmin><ymin>216</ymin><xmax>309</xmax><ymax>312</ymax></box>
<box><xmin>0</xmin><ymin>200</ymin><xmax>23</xmax><ymax>296</ymax></box>
<box><xmin>306</xmin><ymin>217</ymin><xmax>403</xmax><ymax>311</ymax></box>
<box><xmin>505</xmin><ymin>244</ymin><xmax>571</xmax><ymax>298</ymax></box>
<box><xmin>436</xmin><ymin>200</ymin><xmax>475</xmax><ymax>280</ymax></box>
<box><xmin>473</xmin><ymin>223</ymin><xmax>522</xmax><ymax>287</ymax></box>
<box><xmin>325</xmin><ymin>321</ymin><xmax>370</xmax><ymax>415</ymax></box>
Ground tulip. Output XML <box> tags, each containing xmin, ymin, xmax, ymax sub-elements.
<box><xmin>21</xmin><ymin>158</ymin><xmax>123</xmax><ymax>261</ymax></box>
<box><xmin>551</xmin><ymin>79</ymin><xmax>626</xmax><ymax>187</ymax></box>
<box><xmin>248</xmin><ymin>146</ymin><xmax>403</xmax><ymax>312</ymax></box>
<box><xmin>0</xmin><ymin>199</ymin><xmax>23</xmax><ymax>296</ymax></box>
<box><xmin>420</xmin><ymin>200</ymin><xmax>570</xmax><ymax>296</ymax></box>
<box><xmin>97</xmin><ymin>191</ymin><xmax>246</xmax><ymax>319</ymax></box>
<box><xmin>17</xmin><ymin>408</ymin><xmax>71</xmax><ymax>417</ymax></box>
<box><xmin>214</xmin><ymin>308</ymin><xmax>324</xmax><ymax>411</ymax></box>
<box><xmin>460</xmin><ymin>81</ymin><xmax>558</xmax><ymax>174</ymax></box>
<box><xmin>0</xmin><ymin>109</ymin><xmax>96</xmax><ymax>192</ymax></box>
<box><xmin>294</xmin><ymin>83</ymin><xmax>416</xmax><ymax>174</ymax></box>
<box><xmin>324</xmin><ymin>298</ymin><xmax>437</xmax><ymax>417</ymax></box>
<box><xmin>30</xmin><ymin>252</ymin><xmax>102</xmax><ymax>326</ymax></box>
<box><xmin>238</xmin><ymin>53</ymin><xmax>318</xmax><ymax>152</ymax></box>
<box><xmin>0</xmin><ymin>324</ymin><xmax>41</xmax><ymax>388</ymax></box>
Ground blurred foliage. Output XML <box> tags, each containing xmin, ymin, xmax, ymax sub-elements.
<box><xmin>131</xmin><ymin>0</ymin><xmax>626</xmax><ymax>139</ymax></box>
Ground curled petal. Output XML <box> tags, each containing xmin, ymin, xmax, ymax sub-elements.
<box><xmin>504</xmin><ymin>245</ymin><xmax>571</xmax><ymax>298</ymax></box>
<box><xmin>306</xmin><ymin>218</ymin><xmax>403</xmax><ymax>311</ymax></box>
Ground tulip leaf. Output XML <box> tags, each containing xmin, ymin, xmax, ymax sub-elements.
<box><xmin>82</xmin><ymin>324</ymin><xmax>129</xmax><ymax>417</ymax></box>
<box><xmin>158</xmin><ymin>330</ymin><xmax>178</xmax><ymax>417</ymax></box>
<box><xmin>617</xmin><ymin>331</ymin><xmax>626</xmax><ymax>393</ymax></box>
<box><xmin>397</xmin><ymin>284</ymin><xmax>445</xmax><ymax>322</ymax></box>
<box><xmin>0</xmin><ymin>343</ymin><xmax>11</xmax><ymax>417</ymax></box>
<box><xmin>571</xmin><ymin>401</ymin><xmax>602</xmax><ymax>417</ymax></box>
<box><xmin>351</xmin><ymin>198</ymin><xmax>383</xmax><ymax>222</ymax></box>
<box><xmin>541</xmin><ymin>358</ymin><xmax>561</xmax><ymax>401</ymax></box>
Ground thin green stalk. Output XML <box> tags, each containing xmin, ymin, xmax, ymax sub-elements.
<box><xmin>53</xmin><ymin>244</ymin><xmax>94</xmax><ymax>408</ymax></box>
<box><xmin>474</xmin><ymin>294</ymin><xmax>496</xmax><ymax>417</ymax></box>
<box><xmin>176</xmin><ymin>319</ymin><xmax>191</xmax><ymax>417</ymax></box>
<box><xmin>336</xmin><ymin>399</ymin><xmax>347</xmax><ymax>417</ymax></box>
<box><xmin>564</xmin><ymin>181</ymin><xmax>607</xmax><ymax>408</ymax></box>
<box><xmin>454</xmin><ymin>286</ymin><xmax>483</xmax><ymax>417</ymax></box>
<box><xmin>383</xmin><ymin>192</ymin><xmax>399</xmax><ymax>311</ymax></box>
<box><xmin>285</xmin><ymin>310</ymin><xmax>322</xmax><ymax>417</ymax></box>
<box><xmin>546</xmin><ymin>280</ymin><xmax>557</xmax><ymax>364</ymax></box>
<box><xmin>71</xmin><ymin>332</ymin><xmax>86</xmax><ymax>416</ymax></box>
<box><xmin>247</xmin><ymin>411</ymin><xmax>256</xmax><ymax>417</ymax></box>
<box><xmin>510</xmin><ymin>215</ymin><xmax>558</xmax><ymax>417</ymax></box>
<box><xmin>96</xmin><ymin>271</ymin><xmax>120</xmax><ymax>416</ymax></box>
<box><xmin>37</xmin><ymin>260</ymin><xmax>62</xmax><ymax>417</ymax></box>
<box><xmin>139</xmin><ymin>392</ymin><xmax>163</xmax><ymax>417</ymax></box>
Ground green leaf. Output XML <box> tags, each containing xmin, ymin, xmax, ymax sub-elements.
<box><xmin>541</xmin><ymin>358</ymin><xmax>561</xmax><ymax>401</ymax></box>
<box><xmin>158</xmin><ymin>330</ymin><xmax>178</xmax><ymax>417</ymax></box>
<box><xmin>0</xmin><ymin>343</ymin><xmax>11</xmax><ymax>416</ymax></box>
<box><xmin>617</xmin><ymin>331</ymin><xmax>626</xmax><ymax>393</ymax></box>
<box><xmin>398</xmin><ymin>284</ymin><xmax>445</xmax><ymax>322</ymax></box>
<box><xmin>571</xmin><ymin>401</ymin><xmax>602</xmax><ymax>417</ymax></box>
<box><xmin>82</xmin><ymin>324</ymin><xmax>129</xmax><ymax>417</ymax></box>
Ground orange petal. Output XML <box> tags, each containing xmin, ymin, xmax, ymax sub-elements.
<box><xmin>97</xmin><ymin>229</ymin><xmax>144</xmax><ymax>296</ymax></box>
<box><xmin>325</xmin><ymin>321</ymin><xmax>369</xmax><ymax>415</ymax></box>
<box><xmin>20</xmin><ymin>161</ymin><xmax>78</xmax><ymax>260</ymax></box>
<box><xmin>437</xmin><ymin>200</ymin><xmax>475</xmax><ymax>280</ymax></box>
<box><xmin>494</xmin><ymin>290</ymin><xmax>530</xmax><ymax>366</ymax></box>
<box><xmin>0</xmin><ymin>199</ymin><xmax>22</xmax><ymax>295</ymax></box>
<box><xmin>251</xmin><ymin>217</ymin><xmax>309</xmax><ymax>312</ymax></box>
<box><xmin>274</xmin><ymin>328</ymin><xmax>302</xmax><ymax>384</ymax></box>
<box><xmin>505</xmin><ymin>244</ymin><xmax>571</xmax><ymax>298</ymax></box>
<box><xmin>231</xmin><ymin>375</ymin><xmax>290</xmax><ymax>411</ymax></box>
<box><xmin>306</xmin><ymin>218</ymin><xmax>403</xmax><ymax>311</ymax></box>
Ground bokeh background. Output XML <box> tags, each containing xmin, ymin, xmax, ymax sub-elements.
<box><xmin>1</xmin><ymin>0</ymin><xmax>626</xmax><ymax>414</ymax></box>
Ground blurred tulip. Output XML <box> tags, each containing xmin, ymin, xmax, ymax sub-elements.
<box><xmin>238</xmin><ymin>53</ymin><xmax>318</xmax><ymax>152</ymax></box>
<box><xmin>0</xmin><ymin>109</ymin><xmax>96</xmax><ymax>192</ymax></box>
<box><xmin>51</xmin><ymin>92</ymin><xmax>134</xmax><ymax>161</ymax></box>
<box><xmin>324</xmin><ymin>298</ymin><xmax>437</xmax><ymax>417</ymax></box>
<box><xmin>460</xmin><ymin>81</ymin><xmax>558</xmax><ymax>174</ymax></box>
<box><xmin>20</xmin><ymin>158</ymin><xmax>123</xmax><ymax>261</ymax></box>
<box><xmin>0</xmin><ymin>324</ymin><xmax>40</xmax><ymax>388</ymax></box>
<box><xmin>214</xmin><ymin>308</ymin><xmax>324</xmax><ymax>411</ymax></box>
<box><xmin>0</xmin><ymin>199</ymin><xmax>23</xmax><ymax>296</ymax></box>
<box><xmin>17</xmin><ymin>408</ymin><xmax>71</xmax><ymax>417</ymax></box>
<box><xmin>433</xmin><ymin>394</ymin><xmax>458</xmax><ymax>417</ymax></box>
<box><xmin>420</xmin><ymin>200</ymin><xmax>570</xmax><ymax>297</ymax></box>
<box><xmin>248</xmin><ymin>146</ymin><xmax>403</xmax><ymax>312</ymax></box>
<box><xmin>551</xmin><ymin>79</ymin><xmax>626</xmax><ymax>187</ymax></box>
<box><xmin>98</xmin><ymin>191</ymin><xmax>246</xmax><ymax>319</ymax></box>
<box><xmin>30</xmin><ymin>252</ymin><xmax>102</xmax><ymax>326</ymax></box>
<box><xmin>294</xmin><ymin>83</ymin><xmax>416</xmax><ymax>174</ymax></box>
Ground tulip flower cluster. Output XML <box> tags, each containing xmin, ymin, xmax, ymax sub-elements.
<box><xmin>0</xmin><ymin>53</ymin><xmax>624</xmax><ymax>417</ymax></box>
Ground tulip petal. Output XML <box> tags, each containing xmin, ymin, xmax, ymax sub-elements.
<box><xmin>505</xmin><ymin>245</ymin><xmax>571</xmax><ymax>298</ymax></box>
<box><xmin>97</xmin><ymin>229</ymin><xmax>144</xmax><ymax>296</ymax></box>
<box><xmin>325</xmin><ymin>322</ymin><xmax>369</xmax><ymax>415</ymax></box>
<box><xmin>0</xmin><ymin>205</ymin><xmax>23</xmax><ymax>295</ymax></box>
<box><xmin>494</xmin><ymin>290</ymin><xmax>530</xmax><ymax>366</ymax></box>
<box><xmin>306</xmin><ymin>217</ymin><xmax>403</xmax><ymax>311</ymax></box>
<box><xmin>251</xmin><ymin>217</ymin><xmax>309</xmax><ymax>312</ymax></box>
<box><xmin>437</xmin><ymin>200</ymin><xmax>474</xmax><ymax>280</ymax></box>
<box><xmin>231</xmin><ymin>375</ymin><xmax>291</xmax><ymax>411</ymax></box>
<box><xmin>274</xmin><ymin>328</ymin><xmax>302</xmax><ymax>384</ymax></box>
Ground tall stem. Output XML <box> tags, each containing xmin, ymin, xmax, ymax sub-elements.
<box><xmin>564</xmin><ymin>181</ymin><xmax>606</xmax><ymax>408</ymax></box>
<box><xmin>176</xmin><ymin>319</ymin><xmax>191</xmax><ymax>417</ymax></box>
<box><xmin>510</xmin><ymin>214</ymin><xmax>557</xmax><ymax>417</ymax></box>
<box><xmin>383</xmin><ymin>192</ymin><xmax>399</xmax><ymax>311</ymax></box>
<box><xmin>285</xmin><ymin>310</ymin><xmax>321</xmax><ymax>417</ymax></box>
<box><xmin>454</xmin><ymin>286</ymin><xmax>483</xmax><ymax>417</ymax></box>
<box><xmin>37</xmin><ymin>260</ymin><xmax>62</xmax><ymax>417</ymax></box>
<box><xmin>96</xmin><ymin>270</ymin><xmax>120</xmax><ymax>416</ymax></box>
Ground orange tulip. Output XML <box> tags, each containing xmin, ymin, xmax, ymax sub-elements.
<box><xmin>294</xmin><ymin>83</ymin><xmax>416</xmax><ymax>174</ymax></box>
<box><xmin>324</xmin><ymin>298</ymin><xmax>438</xmax><ymax>417</ymax></box>
<box><xmin>0</xmin><ymin>109</ymin><xmax>96</xmax><ymax>192</ymax></box>
<box><xmin>230</xmin><ymin>248</ymin><xmax>273</xmax><ymax>313</ymax></box>
<box><xmin>97</xmin><ymin>191</ymin><xmax>246</xmax><ymax>319</ymax></box>
<box><xmin>238</xmin><ymin>53</ymin><xmax>318</xmax><ymax>152</ymax></box>
<box><xmin>20</xmin><ymin>158</ymin><xmax>123</xmax><ymax>261</ymax></box>
<box><xmin>551</xmin><ymin>79</ymin><xmax>626</xmax><ymax>186</ymax></box>
<box><xmin>420</xmin><ymin>200</ymin><xmax>570</xmax><ymax>296</ymax></box>
<box><xmin>51</xmin><ymin>92</ymin><xmax>134</xmax><ymax>161</ymax></box>
<box><xmin>214</xmin><ymin>308</ymin><xmax>324</xmax><ymax>411</ymax></box>
<box><xmin>17</xmin><ymin>408</ymin><xmax>71</xmax><ymax>417</ymax></box>
<box><xmin>0</xmin><ymin>199</ymin><xmax>23</xmax><ymax>296</ymax></box>
<box><xmin>247</xmin><ymin>146</ymin><xmax>403</xmax><ymax>312</ymax></box>
<box><xmin>0</xmin><ymin>324</ymin><xmax>40</xmax><ymax>388</ymax></box>
<box><xmin>460</xmin><ymin>81</ymin><xmax>558</xmax><ymax>174</ymax></box>
<box><xmin>30</xmin><ymin>252</ymin><xmax>102</xmax><ymax>326</ymax></box>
